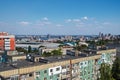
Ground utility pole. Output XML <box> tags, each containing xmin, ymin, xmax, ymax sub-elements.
<box><xmin>70</xmin><ymin>59</ymin><xmax>72</xmax><ymax>80</ymax></box>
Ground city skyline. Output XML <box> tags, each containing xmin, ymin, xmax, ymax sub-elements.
<box><xmin>0</xmin><ymin>0</ymin><xmax>120</xmax><ymax>35</ymax></box>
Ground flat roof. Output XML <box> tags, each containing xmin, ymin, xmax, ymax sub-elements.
<box><xmin>16</xmin><ymin>42</ymin><xmax>60</xmax><ymax>48</ymax></box>
<box><xmin>0</xmin><ymin>53</ymin><xmax>98</xmax><ymax>72</ymax></box>
<box><xmin>8</xmin><ymin>54</ymin><xmax>26</xmax><ymax>57</ymax></box>
<box><xmin>0</xmin><ymin>48</ymin><xmax>116</xmax><ymax>72</ymax></box>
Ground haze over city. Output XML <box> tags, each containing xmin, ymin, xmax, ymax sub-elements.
<box><xmin>0</xmin><ymin>0</ymin><xmax>120</xmax><ymax>35</ymax></box>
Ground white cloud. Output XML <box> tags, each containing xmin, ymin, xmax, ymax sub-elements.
<box><xmin>65</xmin><ymin>18</ymin><xmax>81</xmax><ymax>23</ymax></box>
<box><xmin>65</xmin><ymin>17</ymin><xmax>110</xmax><ymax>28</ymax></box>
<box><xmin>36</xmin><ymin>21</ymin><xmax>51</xmax><ymax>26</ymax></box>
<box><xmin>18</xmin><ymin>21</ymin><xmax>31</xmax><ymax>26</ymax></box>
<box><xmin>65</xmin><ymin>19</ymin><xmax>72</xmax><ymax>23</ymax></box>
<box><xmin>42</xmin><ymin>17</ymin><xmax>48</xmax><ymax>21</ymax></box>
<box><xmin>73</xmin><ymin>19</ymin><xmax>81</xmax><ymax>22</ymax></box>
<box><xmin>35</xmin><ymin>17</ymin><xmax>52</xmax><ymax>26</ymax></box>
<box><xmin>82</xmin><ymin>16</ymin><xmax>88</xmax><ymax>20</ymax></box>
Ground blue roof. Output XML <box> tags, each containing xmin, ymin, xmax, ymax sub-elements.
<box><xmin>64</xmin><ymin>42</ymin><xmax>76</xmax><ymax>46</ymax></box>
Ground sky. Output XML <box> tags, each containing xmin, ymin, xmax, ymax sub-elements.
<box><xmin>0</xmin><ymin>0</ymin><xmax>120</xmax><ymax>35</ymax></box>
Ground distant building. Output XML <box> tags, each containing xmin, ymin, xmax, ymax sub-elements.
<box><xmin>63</xmin><ymin>42</ymin><xmax>76</xmax><ymax>47</ymax></box>
<box><xmin>65</xmin><ymin>35</ymin><xmax>72</xmax><ymax>41</ymax></box>
<box><xmin>79</xmin><ymin>42</ymin><xmax>88</xmax><ymax>46</ymax></box>
<box><xmin>0</xmin><ymin>32</ymin><xmax>15</xmax><ymax>51</ymax></box>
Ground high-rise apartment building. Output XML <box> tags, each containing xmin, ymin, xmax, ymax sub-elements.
<box><xmin>0</xmin><ymin>32</ymin><xmax>15</xmax><ymax>51</ymax></box>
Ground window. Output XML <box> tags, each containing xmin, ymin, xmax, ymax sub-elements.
<box><xmin>44</xmin><ymin>77</ymin><xmax>47</xmax><ymax>80</ymax></box>
<box><xmin>57</xmin><ymin>74</ymin><xmax>59</xmax><ymax>77</ymax></box>
<box><xmin>62</xmin><ymin>66</ymin><xmax>66</xmax><ymax>69</ymax></box>
<box><xmin>50</xmin><ymin>69</ymin><xmax>53</xmax><ymax>72</ymax></box>
<box><xmin>88</xmin><ymin>61</ymin><xmax>91</xmax><ymax>64</ymax></box>
<box><xmin>62</xmin><ymin>72</ymin><xmax>66</xmax><ymax>75</ymax></box>
<box><xmin>10</xmin><ymin>76</ymin><xmax>19</xmax><ymax>80</ymax></box>
<box><xmin>56</xmin><ymin>68</ymin><xmax>60</xmax><ymax>71</ymax></box>
<box><xmin>36</xmin><ymin>59</ymin><xmax>39</xmax><ymax>62</ymax></box>
<box><xmin>50</xmin><ymin>76</ymin><xmax>52</xmax><ymax>79</ymax></box>
<box><xmin>76</xmin><ymin>63</ymin><xmax>79</xmax><ymax>66</ymax></box>
<box><xmin>88</xmin><ymin>77</ymin><xmax>90</xmax><ymax>79</ymax></box>
<box><xmin>29</xmin><ymin>73</ymin><xmax>33</xmax><ymax>77</ymax></box>
<box><xmin>44</xmin><ymin>70</ymin><xmax>47</xmax><ymax>74</ymax></box>
<box><xmin>88</xmin><ymin>71</ymin><xmax>90</xmax><ymax>74</ymax></box>
<box><xmin>80</xmin><ymin>63</ymin><xmax>83</xmax><ymax>65</ymax></box>
<box><xmin>36</xmin><ymin>72</ymin><xmax>40</xmax><ymax>75</ymax></box>
<box><xmin>66</xmin><ymin>65</ymin><xmax>70</xmax><ymax>68</ymax></box>
<box><xmin>84</xmin><ymin>71</ymin><xmax>87</xmax><ymax>75</ymax></box>
<box><xmin>80</xmin><ymin>72</ymin><xmax>82</xmax><ymax>76</ymax></box>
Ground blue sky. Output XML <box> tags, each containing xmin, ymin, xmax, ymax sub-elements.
<box><xmin>0</xmin><ymin>0</ymin><xmax>120</xmax><ymax>35</ymax></box>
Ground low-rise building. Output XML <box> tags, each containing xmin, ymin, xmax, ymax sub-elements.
<box><xmin>0</xmin><ymin>49</ymin><xmax>116</xmax><ymax>80</ymax></box>
<box><xmin>8</xmin><ymin>54</ymin><xmax>26</xmax><ymax>62</ymax></box>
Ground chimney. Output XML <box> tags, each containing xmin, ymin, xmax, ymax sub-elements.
<box><xmin>75</xmin><ymin>50</ymin><xmax>78</xmax><ymax>57</ymax></box>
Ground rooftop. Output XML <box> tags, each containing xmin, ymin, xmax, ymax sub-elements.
<box><xmin>0</xmin><ymin>44</ymin><xmax>117</xmax><ymax>72</ymax></box>
<box><xmin>0</xmin><ymin>53</ymin><xmax>98</xmax><ymax>72</ymax></box>
<box><xmin>16</xmin><ymin>42</ymin><xmax>60</xmax><ymax>48</ymax></box>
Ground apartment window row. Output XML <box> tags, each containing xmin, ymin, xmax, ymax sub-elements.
<box><xmin>36</xmin><ymin>71</ymin><xmax>40</xmax><ymax>75</ymax></box>
<box><xmin>80</xmin><ymin>61</ymin><xmax>89</xmax><ymax>65</ymax></box>
<box><xmin>50</xmin><ymin>67</ymin><xmax>60</xmax><ymax>73</ymax></box>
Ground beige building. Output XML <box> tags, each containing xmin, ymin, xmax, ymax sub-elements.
<box><xmin>0</xmin><ymin>49</ymin><xmax>116</xmax><ymax>80</ymax></box>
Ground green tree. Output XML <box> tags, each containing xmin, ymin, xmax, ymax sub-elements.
<box><xmin>88</xmin><ymin>40</ymin><xmax>96</xmax><ymax>45</ymax></box>
<box><xmin>96</xmin><ymin>40</ymin><xmax>105</xmax><ymax>46</ymax></box>
<box><xmin>51</xmin><ymin>49</ymin><xmax>62</xmax><ymax>56</ymax></box>
<box><xmin>58</xmin><ymin>44</ymin><xmax>63</xmax><ymax>48</ymax></box>
<box><xmin>16</xmin><ymin>47</ymin><xmax>27</xmax><ymax>53</ymax></box>
<box><xmin>112</xmin><ymin>57</ymin><xmax>120</xmax><ymax>80</ymax></box>
<box><xmin>42</xmin><ymin>51</ymin><xmax>51</xmax><ymax>57</ymax></box>
<box><xmin>74</xmin><ymin>45</ymin><xmax>87</xmax><ymax>51</ymax></box>
<box><xmin>99</xmin><ymin>63</ymin><xmax>114</xmax><ymax>80</ymax></box>
<box><xmin>28</xmin><ymin>46</ymin><xmax>32</xmax><ymax>53</ymax></box>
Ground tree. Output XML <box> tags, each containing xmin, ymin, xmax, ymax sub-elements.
<box><xmin>16</xmin><ymin>47</ymin><xmax>27</xmax><ymax>53</ymax></box>
<box><xmin>74</xmin><ymin>45</ymin><xmax>87</xmax><ymax>51</ymax></box>
<box><xmin>33</xmin><ymin>48</ymin><xmax>39</xmax><ymax>53</ymax></box>
<box><xmin>51</xmin><ymin>49</ymin><xmax>62</xmax><ymax>56</ymax></box>
<box><xmin>28</xmin><ymin>46</ymin><xmax>32</xmax><ymax>53</ymax></box>
<box><xmin>99</xmin><ymin>63</ymin><xmax>114</xmax><ymax>80</ymax></box>
<box><xmin>42</xmin><ymin>51</ymin><xmax>51</xmax><ymax>57</ymax></box>
<box><xmin>88</xmin><ymin>40</ymin><xmax>96</xmax><ymax>45</ymax></box>
<box><xmin>96</xmin><ymin>40</ymin><xmax>106</xmax><ymax>46</ymax></box>
<box><xmin>112</xmin><ymin>57</ymin><xmax>120</xmax><ymax>80</ymax></box>
<box><xmin>58</xmin><ymin>44</ymin><xmax>63</xmax><ymax>48</ymax></box>
<box><xmin>39</xmin><ymin>45</ymin><xmax>45</xmax><ymax>48</ymax></box>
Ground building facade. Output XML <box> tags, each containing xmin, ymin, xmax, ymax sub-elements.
<box><xmin>0</xmin><ymin>32</ymin><xmax>15</xmax><ymax>51</ymax></box>
<box><xmin>0</xmin><ymin>49</ymin><xmax>116</xmax><ymax>80</ymax></box>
